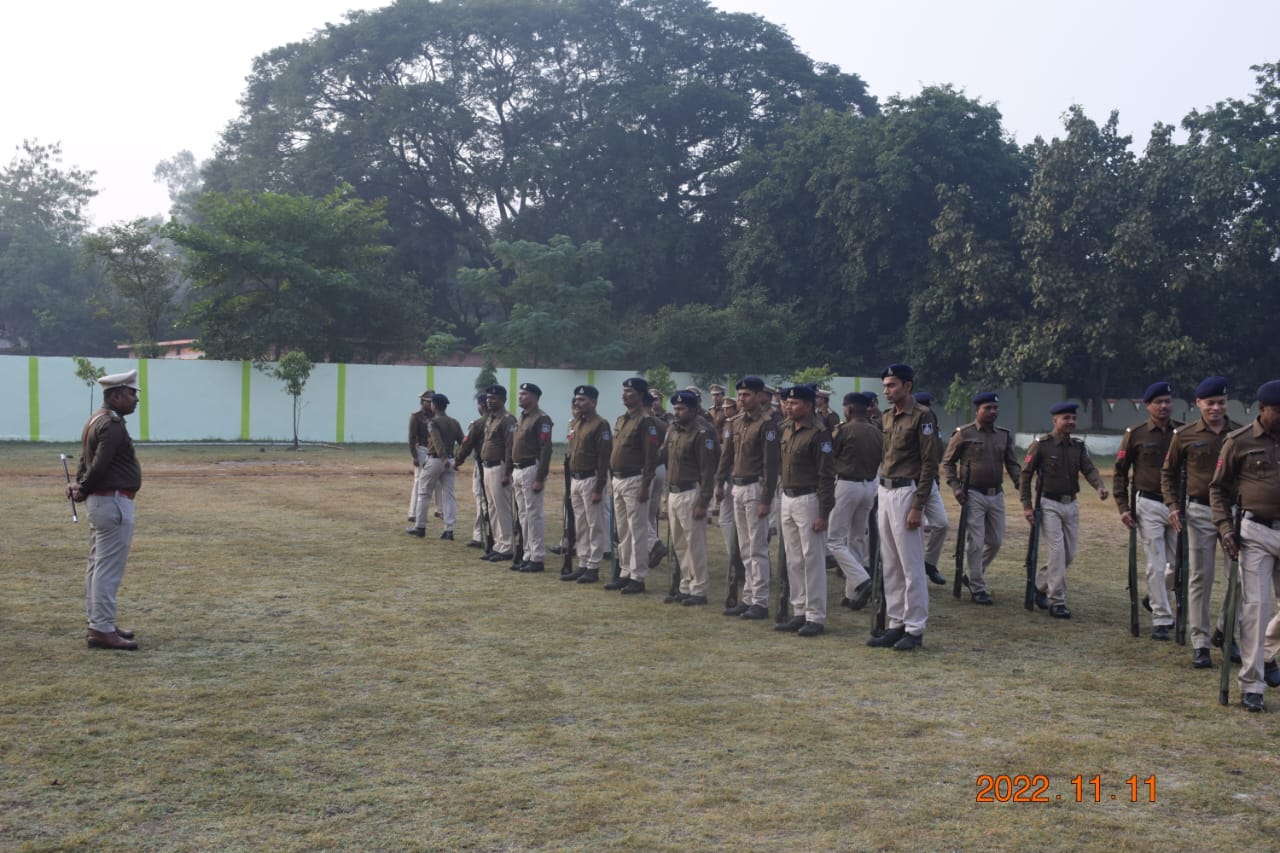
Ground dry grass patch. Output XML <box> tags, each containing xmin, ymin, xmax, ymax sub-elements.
<box><xmin>2</xmin><ymin>442</ymin><xmax>1279</xmax><ymax>850</ymax></box>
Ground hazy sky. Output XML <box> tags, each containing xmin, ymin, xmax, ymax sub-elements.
<box><xmin>4</xmin><ymin>0</ymin><xmax>1276</xmax><ymax>227</ymax></box>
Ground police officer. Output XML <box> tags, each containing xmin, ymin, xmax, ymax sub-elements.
<box><xmin>868</xmin><ymin>364</ymin><xmax>937</xmax><ymax>650</ymax></box>
<box><xmin>69</xmin><ymin>369</ymin><xmax>143</xmax><ymax>651</ymax></box>
<box><xmin>1020</xmin><ymin>403</ymin><xmax>1108</xmax><ymax>619</ymax></box>
<box><xmin>663</xmin><ymin>389</ymin><xmax>719</xmax><ymax>605</ymax></box>
<box><xmin>478</xmin><ymin>385</ymin><xmax>517</xmax><ymax>562</ymax></box>
<box><xmin>913</xmin><ymin>391</ymin><xmax>950</xmax><ymax>585</ymax></box>
<box><xmin>1162</xmin><ymin>377</ymin><xmax>1241</xmax><ymax>667</ymax></box>
<box><xmin>816</xmin><ymin>388</ymin><xmax>841</xmax><ymax>431</ymax></box>
<box><xmin>507</xmin><ymin>383</ymin><xmax>553</xmax><ymax>572</ymax></box>
<box><xmin>774</xmin><ymin>385</ymin><xmax>836</xmax><ymax>637</ymax></box>
<box><xmin>606</xmin><ymin>377</ymin><xmax>660</xmax><ymax>594</ymax></box>
<box><xmin>709</xmin><ymin>384</ymin><xmax>729</xmax><ymax>432</ymax></box>
<box><xmin>561</xmin><ymin>386</ymin><xmax>612</xmax><ymax>584</ymax></box>
<box><xmin>646</xmin><ymin>388</ymin><xmax>671</xmax><ymax>569</ymax></box>
<box><xmin>942</xmin><ymin>391</ymin><xmax>1022</xmax><ymax>604</ymax></box>
<box><xmin>1114</xmin><ymin>381</ymin><xmax>1183</xmax><ymax>640</ymax></box>
<box><xmin>407</xmin><ymin>390</ymin><xmax>434</xmax><ymax>523</ymax></box>
<box><xmin>455</xmin><ymin>393</ymin><xmax>491</xmax><ymax>549</ymax></box>
<box><xmin>828</xmin><ymin>392</ymin><xmax>880</xmax><ymax>611</ymax></box>
<box><xmin>1210</xmin><ymin>380</ymin><xmax>1280</xmax><ymax>712</ymax></box>
<box><xmin>716</xmin><ymin>376</ymin><xmax>780</xmax><ymax>620</ymax></box>
<box><xmin>409</xmin><ymin>394</ymin><xmax>464</xmax><ymax>538</ymax></box>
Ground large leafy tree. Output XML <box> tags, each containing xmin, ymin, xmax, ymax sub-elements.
<box><xmin>205</xmin><ymin>0</ymin><xmax>874</xmax><ymax>340</ymax></box>
<box><xmin>166</xmin><ymin>187</ymin><xmax>420</xmax><ymax>361</ymax></box>
<box><xmin>82</xmin><ymin>218</ymin><xmax>182</xmax><ymax>355</ymax></box>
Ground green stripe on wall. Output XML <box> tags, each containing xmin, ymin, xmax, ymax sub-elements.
<box><xmin>137</xmin><ymin>359</ymin><xmax>150</xmax><ymax>440</ymax></box>
<box><xmin>587</xmin><ymin>368</ymin><xmax>595</xmax><ymax>385</ymax></box>
<box><xmin>854</xmin><ymin>377</ymin><xmax>861</xmax><ymax>392</ymax></box>
<box><xmin>336</xmin><ymin>363</ymin><xmax>347</xmax><ymax>443</ymax></box>
<box><xmin>426</xmin><ymin>365</ymin><xmax>435</xmax><ymax>391</ymax></box>
<box><xmin>240</xmin><ymin>361</ymin><xmax>251</xmax><ymax>440</ymax></box>
<box><xmin>28</xmin><ymin>356</ymin><xmax>39</xmax><ymax>442</ymax></box>
<box><xmin>509</xmin><ymin>367</ymin><xmax>517</xmax><ymax>393</ymax></box>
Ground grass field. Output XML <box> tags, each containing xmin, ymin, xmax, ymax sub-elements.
<box><xmin>2</xmin><ymin>442</ymin><xmax>1278</xmax><ymax>851</ymax></box>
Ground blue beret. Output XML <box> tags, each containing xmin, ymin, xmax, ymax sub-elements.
<box><xmin>1257</xmin><ymin>380</ymin><xmax>1280</xmax><ymax>407</ymax></box>
<box><xmin>973</xmin><ymin>391</ymin><xmax>999</xmax><ymax>407</ymax></box>
<box><xmin>518</xmin><ymin>382</ymin><xmax>542</xmax><ymax>396</ymax></box>
<box><xmin>848</xmin><ymin>392</ymin><xmax>875</xmax><ymax>407</ymax></box>
<box><xmin>781</xmin><ymin>385</ymin><xmax>816</xmax><ymax>403</ymax></box>
<box><xmin>882</xmin><ymin>363</ymin><xmax>914</xmax><ymax>381</ymax></box>
<box><xmin>622</xmin><ymin>377</ymin><xmax>649</xmax><ymax>395</ymax></box>
<box><xmin>1194</xmin><ymin>377</ymin><xmax>1228</xmax><ymax>399</ymax></box>
<box><xmin>670</xmin><ymin>390</ymin><xmax>699</xmax><ymax>408</ymax></box>
<box><xmin>484</xmin><ymin>384</ymin><xmax>507</xmax><ymax>399</ymax></box>
<box><xmin>573</xmin><ymin>384</ymin><xmax>598</xmax><ymax>399</ymax></box>
<box><xmin>1143</xmin><ymin>381</ymin><xmax>1173</xmax><ymax>403</ymax></box>
<box><xmin>430</xmin><ymin>393</ymin><xmax>449</xmax><ymax>407</ymax></box>
<box><xmin>736</xmin><ymin>376</ymin><xmax>766</xmax><ymax>392</ymax></box>
<box><xmin>913</xmin><ymin>391</ymin><xmax>934</xmax><ymax>406</ymax></box>
<box><xmin>475</xmin><ymin>391</ymin><xmax>488</xmax><ymax>403</ymax></box>
<box><xmin>1050</xmin><ymin>402</ymin><xmax>1078</xmax><ymax>415</ymax></box>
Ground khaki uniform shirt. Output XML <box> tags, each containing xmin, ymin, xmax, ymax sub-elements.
<box><xmin>610</xmin><ymin>408</ymin><xmax>660</xmax><ymax>489</ymax></box>
<box><xmin>480</xmin><ymin>410</ymin><xmax>517</xmax><ymax>466</ymax></box>
<box><xmin>508</xmin><ymin>407</ymin><xmax>554</xmax><ymax>481</ymax></box>
<box><xmin>427</xmin><ymin>414</ymin><xmax>465</xmax><ymax>460</ymax></box>
<box><xmin>568</xmin><ymin>412</ymin><xmax>612</xmax><ymax>493</ymax></box>
<box><xmin>868</xmin><ymin>406</ymin><xmax>883</xmax><ymax>430</ymax></box>
<box><xmin>879</xmin><ymin>397</ymin><xmax>939</xmax><ymax>510</ymax></box>
<box><xmin>1020</xmin><ymin>431</ymin><xmax>1104</xmax><ymax>508</ymax></box>
<box><xmin>715</xmin><ymin>409</ymin><xmax>781</xmax><ymax>503</ymax></box>
<box><xmin>664</xmin><ymin>419</ymin><xmax>719</xmax><ymax>510</ymax></box>
<box><xmin>711</xmin><ymin>405</ymin><xmax>728</xmax><ymax>433</ymax></box>
<box><xmin>818</xmin><ymin>409</ymin><xmax>841</xmax><ymax>431</ymax></box>
<box><xmin>1114</xmin><ymin>417</ymin><xmax>1181</xmax><ymax>510</ymax></box>
<box><xmin>408</xmin><ymin>409</ymin><xmax>432</xmax><ymax>461</ymax></box>
<box><xmin>455</xmin><ymin>415</ymin><xmax>487</xmax><ymax>467</ymax></box>
<box><xmin>77</xmin><ymin>407</ymin><xmax>142</xmax><ymax>493</ymax></box>
<box><xmin>831</xmin><ymin>419</ymin><xmax>882</xmax><ymax>480</ymax></box>
<box><xmin>942</xmin><ymin>421</ymin><xmax>1021</xmax><ymax>492</ymax></box>
<box><xmin>780</xmin><ymin>415</ymin><xmax>836</xmax><ymax>517</ymax></box>
<box><xmin>1210</xmin><ymin>420</ymin><xmax>1280</xmax><ymax>534</ymax></box>
<box><xmin>1161</xmin><ymin>417</ymin><xmax>1241</xmax><ymax>506</ymax></box>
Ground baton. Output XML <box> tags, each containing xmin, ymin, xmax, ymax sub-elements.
<box><xmin>60</xmin><ymin>453</ymin><xmax>78</xmax><ymax>523</ymax></box>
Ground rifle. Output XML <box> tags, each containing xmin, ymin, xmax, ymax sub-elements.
<box><xmin>953</xmin><ymin>461</ymin><xmax>970</xmax><ymax>599</ymax></box>
<box><xmin>1024</xmin><ymin>472</ymin><xmax>1043</xmax><ymax>611</ymax></box>
<box><xmin>1127</xmin><ymin>477</ymin><xmax>1139</xmax><ymax>637</ymax></box>
<box><xmin>776</xmin><ymin>505</ymin><xmax>790</xmax><ymax>625</ymax></box>
<box><xmin>666</xmin><ymin>510</ymin><xmax>681</xmax><ymax>598</ymax></box>
<box><xmin>723</xmin><ymin>492</ymin><xmax>746</xmax><ymax>609</ymax></box>
<box><xmin>511</xmin><ymin>479</ymin><xmax>525</xmax><ymax>567</ymax></box>
<box><xmin>476</xmin><ymin>465</ymin><xmax>495</xmax><ymax>556</ymax></box>
<box><xmin>1219</xmin><ymin>502</ymin><xmax>1243</xmax><ymax>706</ymax></box>
<box><xmin>60</xmin><ymin>453</ymin><xmax>79</xmax><ymax>523</ymax></box>
<box><xmin>1174</xmin><ymin>464</ymin><xmax>1190</xmax><ymax>645</ymax></box>
<box><xmin>608</xmin><ymin>492</ymin><xmax>621</xmax><ymax>583</ymax></box>
<box><xmin>869</xmin><ymin>496</ymin><xmax>886</xmax><ymax>636</ymax></box>
<box><xmin>560</xmin><ymin>457</ymin><xmax>576</xmax><ymax>575</ymax></box>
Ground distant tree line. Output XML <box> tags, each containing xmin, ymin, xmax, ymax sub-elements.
<box><xmin>2</xmin><ymin>0</ymin><xmax>1278</xmax><ymax>425</ymax></box>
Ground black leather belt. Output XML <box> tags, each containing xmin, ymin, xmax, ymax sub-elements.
<box><xmin>879</xmin><ymin>477</ymin><xmax>913</xmax><ymax>489</ymax></box>
<box><xmin>669</xmin><ymin>481</ymin><xmax>699</xmax><ymax>493</ymax></box>
<box><xmin>1188</xmin><ymin>495</ymin><xmax>1210</xmax><ymax>507</ymax></box>
<box><xmin>837</xmin><ymin>475</ymin><xmax>874</xmax><ymax>482</ymax></box>
<box><xmin>514</xmin><ymin>460</ymin><xmax>538</xmax><ymax>469</ymax></box>
<box><xmin>482</xmin><ymin>460</ymin><xmax>503</xmax><ymax>468</ymax></box>
<box><xmin>733</xmin><ymin>476</ymin><xmax>759</xmax><ymax>486</ymax></box>
<box><xmin>1043</xmin><ymin>492</ymin><xmax>1076</xmax><ymax>503</ymax></box>
<box><xmin>967</xmin><ymin>486</ymin><xmax>1002</xmax><ymax>496</ymax></box>
<box><xmin>1246</xmin><ymin>512</ymin><xmax>1280</xmax><ymax>529</ymax></box>
<box><xmin>612</xmin><ymin>468</ymin><xmax>641</xmax><ymax>478</ymax></box>
<box><xmin>570</xmin><ymin>472</ymin><xmax>595</xmax><ymax>480</ymax></box>
<box><xmin>783</xmin><ymin>486</ymin><xmax>816</xmax><ymax>498</ymax></box>
<box><xmin>1138</xmin><ymin>490</ymin><xmax>1163</xmax><ymax>502</ymax></box>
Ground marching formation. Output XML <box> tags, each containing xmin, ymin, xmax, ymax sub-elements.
<box><xmin>63</xmin><ymin>364</ymin><xmax>1280</xmax><ymax>713</ymax></box>
<box><xmin>391</xmin><ymin>367</ymin><xmax>1280</xmax><ymax>713</ymax></box>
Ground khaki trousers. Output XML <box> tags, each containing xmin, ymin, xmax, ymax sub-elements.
<box><xmin>733</xmin><ymin>481</ymin><xmax>772</xmax><ymax>607</ymax></box>
<box><xmin>513</xmin><ymin>465</ymin><xmax>546</xmax><ymax>561</ymax></box>
<box><xmin>471</xmin><ymin>465</ymin><xmax>485</xmax><ymax>544</ymax></box>
<box><xmin>922</xmin><ymin>481</ymin><xmax>950</xmax><ymax>566</ymax></box>
<box><xmin>648</xmin><ymin>463</ymin><xmax>667</xmax><ymax>541</ymax></box>
<box><xmin>570</xmin><ymin>476</ymin><xmax>608</xmax><ymax>569</ymax></box>
<box><xmin>961</xmin><ymin>490</ymin><xmax>1006</xmax><ymax>595</ymax></box>
<box><xmin>782</xmin><ymin>492</ymin><xmax>827</xmax><ymax>624</ymax></box>
<box><xmin>877</xmin><ymin>483</ymin><xmax>928</xmax><ymax>634</ymax></box>
<box><xmin>85</xmin><ymin>493</ymin><xmax>135</xmax><ymax>633</ymax></box>
<box><xmin>1237</xmin><ymin>518</ymin><xmax>1280</xmax><ymax>693</ymax></box>
<box><xmin>828</xmin><ymin>478</ymin><xmax>874</xmax><ymax>594</ymax></box>
<box><xmin>1186</xmin><ymin>501</ymin><xmax>1223</xmax><ymax>650</ymax></box>
<box><xmin>1037</xmin><ymin>497</ymin><xmax>1079</xmax><ymax>607</ymax></box>
<box><xmin>1138</xmin><ymin>494</ymin><xmax>1177</xmax><ymax>627</ymax></box>
<box><xmin>612</xmin><ymin>474</ymin><xmax>651</xmax><ymax>580</ymax></box>
<box><xmin>482</xmin><ymin>464</ymin><xmax>514</xmax><ymax>555</ymax></box>
<box><xmin>669</xmin><ymin>486</ymin><xmax>709</xmax><ymax>596</ymax></box>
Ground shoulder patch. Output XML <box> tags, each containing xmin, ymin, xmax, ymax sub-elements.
<box><xmin>821</xmin><ymin>441</ymin><xmax>832</xmax><ymax>454</ymax></box>
<box><xmin>705</xmin><ymin>438</ymin><xmax>715</xmax><ymax>450</ymax></box>
<box><xmin>765</xmin><ymin>430</ymin><xmax>777</xmax><ymax>442</ymax></box>
<box><xmin>602</xmin><ymin>431</ymin><xmax>612</xmax><ymax>442</ymax></box>
<box><xmin>922</xmin><ymin>423</ymin><xmax>933</xmax><ymax>436</ymax></box>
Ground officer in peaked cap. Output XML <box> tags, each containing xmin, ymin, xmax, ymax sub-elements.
<box><xmin>606</xmin><ymin>377</ymin><xmax>661</xmax><ymax>594</ymax></box>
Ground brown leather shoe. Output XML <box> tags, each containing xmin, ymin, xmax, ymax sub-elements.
<box><xmin>115</xmin><ymin>627</ymin><xmax>135</xmax><ymax>640</ymax></box>
<box><xmin>86</xmin><ymin>629</ymin><xmax>137</xmax><ymax>651</ymax></box>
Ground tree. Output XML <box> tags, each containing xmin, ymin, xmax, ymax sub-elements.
<box><xmin>82</xmin><ymin>218</ymin><xmax>181</xmax><ymax>355</ymax></box>
<box><xmin>264</xmin><ymin>351</ymin><xmax>314</xmax><ymax>449</ymax></box>
<box><xmin>71</xmin><ymin>356</ymin><xmax>106</xmax><ymax>413</ymax></box>
<box><xmin>166</xmin><ymin>187</ymin><xmax>421</xmax><ymax>361</ymax></box>
<box><xmin>153</xmin><ymin>151</ymin><xmax>204</xmax><ymax>223</ymax></box>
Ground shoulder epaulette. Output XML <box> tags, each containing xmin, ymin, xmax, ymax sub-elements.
<box><xmin>1227</xmin><ymin>424</ymin><xmax>1252</xmax><ymax>440</ymax></box>
<box><xmin>1071</xmin><ymin>436</ymin><xmax>1086</xmax><ymax>446</ymax></box>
